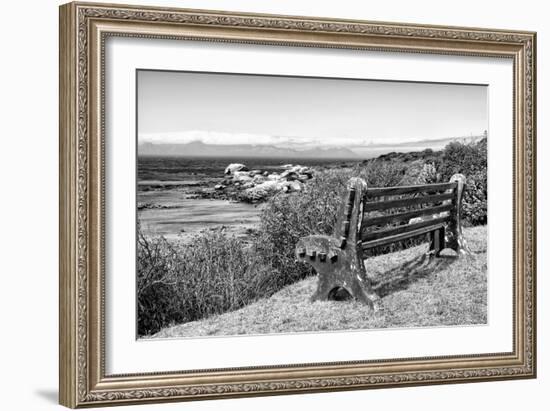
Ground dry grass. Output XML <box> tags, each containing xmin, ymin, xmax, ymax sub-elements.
<box><xmin>151</xmin><ymin>226</ymin><xmax>487</xmax><ymax>339</ymax></box>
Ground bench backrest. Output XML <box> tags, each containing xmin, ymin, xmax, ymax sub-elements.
<box><xmin>333</xmin><ymin>174</ymin><xmax>467</xmax><ymax>255</ymax></box>
<box><xmin>294</xmin><ymin>173</ymin><xmax>468</xmax><ymax>306</ymax></box>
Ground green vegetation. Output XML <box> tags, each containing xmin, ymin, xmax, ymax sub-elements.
<box><xmin>138</xmin><ymin>138</ymin><xmax>488</xmax><ymax>336</ymax></box>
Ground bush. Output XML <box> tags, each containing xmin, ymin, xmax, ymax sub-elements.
<box><xmin>439</xmin><ymin>138</ymin><xmax>487</xmax><ymax>226</ymax></box>
<box><xmin>462</xmin><ymin>171</ymin><xmax>487</xmax><ymax>226</ymax></box>
<box><xmin>137</xmin><ymin>228</ymin><xmax>277</xmax><ymax>336</ymax></box>
<box><xmin>439</xmin><ymin>138</ymin><xmax>487</xmax><ymax>178</ymax></box>
<box><xmin>359</xmin><ymin>159</ymin><xmax>410</xmax><ymax>187</ymax></box>
<box><xmin>256</xmin><ymin>169</ymin><xmax>352</xmax><ymax>284</ymax></box>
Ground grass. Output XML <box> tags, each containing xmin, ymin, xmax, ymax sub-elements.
<box><xmin>136</xmin><ymin>229</ymin><xmax>279</xmax><ymax>337</ymax></box>
<box><xmin>151</xmin><ymin>225</ymin><xmax>487</xmax><ymax>339</ymax></box>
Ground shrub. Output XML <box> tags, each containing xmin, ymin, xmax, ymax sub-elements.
<box><xmin>137</xmin><ymin>228</ymin><xmax>277</xmax><ymax>336</ymax></box>
<box><xmin>462</xmin><ymin>170</ymin><xmax>487</xmax><ymax>226</ymax></box>
<box><xmin>359</xmin><ymin>159</ymin><xmax>410</xmax><ymax>187</ymax></box>
<box><xmin>256</xmin><ymin>169</ymin><xmax>352</xmax><ymax>284</ymax></box>
<box><xmin>439</xmin><ymin>138</ymin><xmax>487</xmax><ymax>179</ymax></box>
<box><xmin>439</xmin><ymin>138</ymin><xmax>487</xmax><ymax>225</ymax></box>
<box><xmin>137</xmin><ymin>232</ymin><xmax>182</xmax><ymax>336</ymax></box>
<box><xmin>397</xmin><ymin>160</ymin><xmax>438</xmax><ymax>185</ymax></box>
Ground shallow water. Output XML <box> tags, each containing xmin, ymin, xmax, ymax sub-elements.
<box><xmin>138</xmin><ymin>188</ymin><xmax>262</xmax><ymax>242</ymax></box>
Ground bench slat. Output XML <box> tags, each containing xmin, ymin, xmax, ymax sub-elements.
<box><xmin>362</xmin><ymin>223</ymin><xmax>445</xmax><ymax>250</ymax></box>
<box><xmin>362</xmin><ymin>203</ymin><xmax>454</xmax><ymax>228</ymax></box>
<box><xmin>362</xmin><ymin>216</ymin><xmax>449</xmax><ymax>242</ymax></box>
<box><xmin>365</xmin><ymin>182</ymin><xmax>456</xmax><ymax>198</ymax></box>
<box><xmin>362</xmin><ymin>192</ymin><xmax>454</xmax><ymax>212</ymax></box>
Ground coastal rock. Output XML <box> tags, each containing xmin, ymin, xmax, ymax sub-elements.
<box><xmin>214</xmin><ymin>162</ymin><xmax>315</xmax><ymax>202</ymax></box>
<box><xmin>252</xmin><ymin>175</ymin><xmax>266</xmax><ymax>184</ymax></box>
<box><xmin>232</xmin><ymin>171</ymin><xmax>253</xmax><ymax>183</ymax></box>
<box><xmin>224</xmin><ymin>163</ymin><xmax>249</xmax><ymax>175</ymax></box>
<box><xmin>280</xmin><ymin>170</ymin><xmax>299</xmax><ymax>180</ymax></box>
<box><xmin>280</xmin><ymin>181</ymin><xmax>303</xmax><ymax>193</ymax></box>
<box><xmin>288</xmin><ymin>181</ymin><xmax>303</xmax><ymax>192</ymax></box>
<box><xmin>283</xmin><ymin>165</ymin><xmax>313</xmax><ymax>175</ymax></box>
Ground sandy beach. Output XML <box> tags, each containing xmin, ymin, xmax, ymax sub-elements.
<box><xmin>138</xmin><ymin>184</ymin><xmax>262</xmax><ymax>242</ymax></box>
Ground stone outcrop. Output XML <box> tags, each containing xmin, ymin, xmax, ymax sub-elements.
<box><xmin>224</xmin><ymin>163</ymin><xmax>249</xmax><ymax>175</ymax></box>
<box><xmin>221</xmin><ymin>163</ymin><xmax>314</xmax><ymax>202</ymax></box>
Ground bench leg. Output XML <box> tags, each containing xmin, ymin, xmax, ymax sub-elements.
<box><xmin>429</xmin><ymin>227</ymin><xmax>445</xmax><ymax>257</ymax></box>
<box><xmin>295</xmin><ymin>235</ymin><xmax>379</xmax><ymax>310</ymax></box>
<box><xmin>438</xmin><ymin>227</ymin><xmax>446</xmax><ymax>255</ymax></box>
<box><xmin>349</xmin><ymin>273</ymin><xmax>380</xmax><ymax>309</ymax></box>
<box><xmin>310</xmin><ymin>273</ymin><xmax>334</xmax><ymax>302</ymax></box>
<box><xmin>428</xmin><ymin>228</ymin><xmax>445</xmax><ymax>257</ymax></box>
<box><xmin>447</xmin><ymin>174</ymin><xmax>472</xmax><ymax>255</ymax></box>
<box><xmin>295</xmin><ymin>178</ymin><xmax>379</xmax><ymax>309</ymax></box>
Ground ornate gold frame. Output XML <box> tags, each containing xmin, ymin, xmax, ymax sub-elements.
<box><xmin>59</xmin><ymin>2</ymin><xmax>536</xmax><ymax>408</ymax></box>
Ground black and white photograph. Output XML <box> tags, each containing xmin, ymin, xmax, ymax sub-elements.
<box><xmin>136</xmin><ymin>70</ymin><xmax>488</xmax><ymax>339</ymax></box>
<box><xmin>50</xmin><ymin>1</ymin><xmax>539</xmax><ymax>408</ymax></box>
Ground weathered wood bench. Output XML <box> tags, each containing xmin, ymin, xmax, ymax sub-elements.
<box><xmin>294</xmin><ymin>174</ymin><xmax>469</xmax><ymax>309</ymax></box>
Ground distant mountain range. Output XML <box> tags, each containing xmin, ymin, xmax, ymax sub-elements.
<box><xmin>138</xmin><ymin>134</ymin><xmax>486</xmax><ymax>159</ymax></box>
<box><xmin>138</xmin><ymin>140</ymin><xmax>359</xmax><ymax>159</ymax></box>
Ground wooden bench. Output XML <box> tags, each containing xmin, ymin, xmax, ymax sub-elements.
<box><xmin>294</xmin><ymin>174</ymin><xmax>469</xmax><ymax>309</ymax></box>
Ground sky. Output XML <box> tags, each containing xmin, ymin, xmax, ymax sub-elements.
<box><xmin>137</xmin><ymin>70</ymin><xmax>488</xmax><ymax>156</ymax></box>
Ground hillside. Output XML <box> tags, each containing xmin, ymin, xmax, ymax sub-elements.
<box><xmin>151</xmin><ymin>226</ymin><xmax>487</xmax><ymax>339</ymax></box>
<box><xmin>365</xmin><ymin>136</ymin><xmax>487</xmax><ymax>165</ymax></box>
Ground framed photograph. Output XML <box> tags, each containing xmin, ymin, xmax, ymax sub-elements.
<box><xmin>59</xmin><ymin>2</ymin><xmax>537</xmax><ymax>408</ymax></box>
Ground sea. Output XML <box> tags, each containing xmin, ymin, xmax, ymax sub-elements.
<box><xmin>137</xmin><ymin>156</ymin><xmax>361</xmax><ymax>242</ymax></box>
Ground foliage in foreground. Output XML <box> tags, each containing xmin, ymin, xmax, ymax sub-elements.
<box><xmin>137</xmin><ymin>228</ymin><xmax>278</xmax><ymax>336</ymax></box>
<box><xmin>153</xmin><ymin>226</ymin><xmax>487</xmax><ymax>338</ymax></box>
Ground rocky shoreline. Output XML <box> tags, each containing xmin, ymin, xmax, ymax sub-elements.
<box><xmin>137</xmin><ymin>161</ymin><xmax>355</xmax><ymax>207</ymax></box>
<box><xmin>201</xmin><ymin>162</ymin><xmax>316</xmax><ymax>203</ymax></box>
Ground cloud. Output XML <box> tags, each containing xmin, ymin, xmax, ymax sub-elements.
<box><xmin>139</xmin><ymin>130</ymin><xmax>361</xmax><ymax>149</ymax></box>
<box><xmin>138</xmin><ymin>130</ymin><xmax>484</xmax><ymax>151</ymax></box>
<box><xmin>139</xmin><ymin>130</ymin><xmax>379</xmax><ymax>149</ymax></box>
